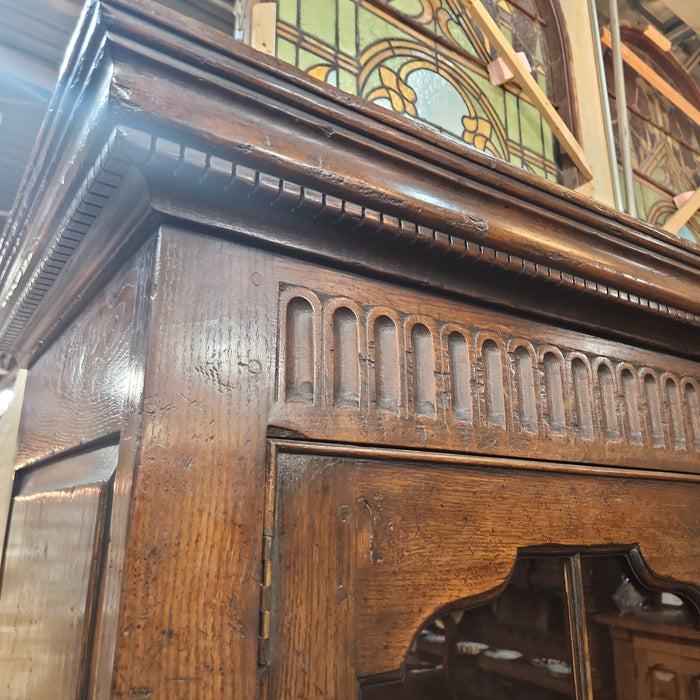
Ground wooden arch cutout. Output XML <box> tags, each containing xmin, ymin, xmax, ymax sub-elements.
<box><xmin>357</xmin><ymin>546</ymin><xmax>700</xmax><ymax>698</ymax></box>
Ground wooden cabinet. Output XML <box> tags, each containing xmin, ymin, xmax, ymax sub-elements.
<box><xmin>596</xmin><ymin>616</ymin><xmax>700</xmax><ymax>700</ymax></box>
<box><xmin>0</xmin><ymin>1</ymin><xmax>698</xmax><ymax>698</ymax></box>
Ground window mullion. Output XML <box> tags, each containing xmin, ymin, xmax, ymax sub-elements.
<box><xmin>564</xmin><ymin>553</ymin><xmax>594</xmax><ymax>700</ymax></box>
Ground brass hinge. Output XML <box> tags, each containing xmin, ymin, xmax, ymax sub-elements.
<box><xmin>258</xmin><ymin>534</ymin><xmax>273</xmax><ymax>666</ymax></box>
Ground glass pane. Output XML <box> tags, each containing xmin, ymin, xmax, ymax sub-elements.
<box><xmin>582</xmin><ymin>554</ymin><xmax>700</xmax><ymax>700</ymax></box>
<box><xmin>361</xmin><ymin>556</ymin><xmax>575</xmax><ymax>699</ymax></box>
<box><xmin>275</xmin><ymin>0</ymin><xmax>564</xmax><ymax>184</ymax></box>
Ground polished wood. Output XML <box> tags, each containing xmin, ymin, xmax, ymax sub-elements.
<box><xmin>110</xmin><ymin>229</ymin><xmax>276</xmax><ymax>699</ymax></box>
<box><xmin>0</xmin><ymin>1</ymin><xmax>697</xmax><ymax>698</ymax></box>
<box><xmin>268</xmin><ymin>441</ymin><xmax>699</xmax><ymax>692</ymax></box>
<box><xmin>15</xmin><ymin>258</ymin><xmax>141</xmax><ymax>468</ymax></box>
<box><xmin>0</xmin><ymin>446</ymin><xmax>118</xmax><ymax>699</ymax></box>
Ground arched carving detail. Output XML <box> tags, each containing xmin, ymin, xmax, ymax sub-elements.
<box><xmin>325</xmin><ymin>298</ymin><xmax>365</xmax><ymax>410</ymax></box>
<box><xmin>476</xmin><ymin>333</ymin><xmax>509</xmax><ymax>431</ymax></box>
<box><xmin>405</xmin><ymin>316</ymin><xmax>441</xmax><ymax>420</ymax></box>
<box><xmin>442</xmin><ymin>324</ymin><xmax>475</xmax><ymax>427</ymax></box>
<box><xmin>278</xmin><ymin>287</ymin><xmax>323</xmax><ymax>404</ymax></box>
<box><xmin>508</xmin><ymin>340</ymin><xmax>539</xmax><ymax>435</ymax></box>
<box><xmin>567</xmin><ymin>352</ymin><xmax>595</xmax><ymax>441</ymax></box>
<box><xmin>368</xmin><ymin>307</ymin><xmax>405</xmax><ymax>417</ymax></box>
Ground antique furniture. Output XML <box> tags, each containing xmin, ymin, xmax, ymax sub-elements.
<box><xmin>0</xmin><ymin>1</ymin><xmax>698</xmax><ymax>698</ymax></box>
<box><xmin>594</xmin><ymin>614</ymin><xmax>700</xmax><ymax>700</ymax></box>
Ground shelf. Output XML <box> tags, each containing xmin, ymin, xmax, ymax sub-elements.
<box><xmin>477</xmin><ymin>656</ymin><xmax>574</xmax><ymax>696</ymax></box>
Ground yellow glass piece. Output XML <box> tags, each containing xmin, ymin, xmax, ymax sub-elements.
<box><xmin>308</xmin><ymin>64</ymin><xmax>336</xmax><ymax>82</ymax></box>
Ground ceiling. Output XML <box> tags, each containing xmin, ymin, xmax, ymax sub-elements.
<box><xmin>0</xmin><ymin>0</ymin><xmax>699</xmax><ymax>237</ymax></box>
<box><xmin>0</xmin><ymin>0</ymin><xmax>233</xmax><ymax>236</ymax></box>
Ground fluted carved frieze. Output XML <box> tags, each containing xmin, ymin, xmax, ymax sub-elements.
<box><xmin>273</xmin><ymin>284</ymin><xmax>700</xmax><ymax>471</ymax></box>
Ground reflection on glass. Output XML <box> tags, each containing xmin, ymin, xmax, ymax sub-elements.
<box><xmin>361</xmin><ymin>557</ymin><xmax>575</xmax><ymax>699</ymax></box>
<box><xmin>361</xmin><ymin>553</ymin><xmax>700</xmax><ymax>700</ymax></box>
<box><xmin>583</xmin><ymin>554</ymin><xmax>700</xmax><ymax>700</ymax></box>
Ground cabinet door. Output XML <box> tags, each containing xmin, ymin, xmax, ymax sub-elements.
<box><xmin>0</xmin><ymin>446</ymin><xmax>117</xmax><ymax>700</ymax></box>
<box><xmin>262</xmin><ymin>442</ymin><xmax>700</xmax><ymax>699</ymax></box>
<box><xmin>635</xmin><ymin>640</ymin><xmax>700</xmax><ymax>700</ymax></box>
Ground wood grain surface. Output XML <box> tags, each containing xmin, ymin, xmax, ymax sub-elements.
<box><xmin>267</xmin><ymin>258</ymin><xmax>700</xmax><ymax>473</ymax></box>
<box><xmin>110</xmin><ymin>229</ymin><xmax>276</xmax><ymax>699</ymax></box>
<box><xmin>269</xmin><ymin>442</ymin><xmax>700</xmax><ymax>696</ymax></box>
<box><xmin>0</xmin><ymin>445</ymin><xmax>117</xmax><ymax>700</ymax></box>
<box><xmin>15</xmin><ymin>260</ymin><xmax>140</xmax><ymax>468</ymax></box>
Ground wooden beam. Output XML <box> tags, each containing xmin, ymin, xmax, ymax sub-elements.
<box><xmin>462</xmin><ymin>0</ymin><xmax>594</xmax><ymax>182</ymax></box>
<box><xmin>600</xmin><ymin>26</ymin><xmax>700</xmax><ymax>127</ymax></box>
<box><xmin>251</xmin><ymin>2</ymin><xmax>276</xmax><ymax>57</ymax></box>
<box><xmin>664</xmin><ymin>187</ymin><xmax>700</xmax><ymax>235</ymax></box>
<box><xmin>642</xmin><ymin>23</ymin><xmax>671</xmax><ymax>53</ymax></box>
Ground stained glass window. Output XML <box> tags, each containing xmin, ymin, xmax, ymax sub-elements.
<box><xmin>604</xmin><ymin>29</ymin><xmax>700</xmax><ymax>243</ymax></box>
<box><xmin>275</xmin><ymin>0</ymin><xmax>570</xmax><ymax>184</ymax></box>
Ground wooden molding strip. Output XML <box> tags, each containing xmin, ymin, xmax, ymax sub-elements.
<box><xmin>665</xmin><ymin>188</ymin><xmax>700</xmax><ymax>236</ymax></box>
<box><xmin>461</xmin><ymin>0</ymin><xmax>594</xmax><ymax>182</ymax></box>
<box><xmin>600</xmin><ymin>26</ymin><xmax>700</xmax><ymax>127</ymax></box>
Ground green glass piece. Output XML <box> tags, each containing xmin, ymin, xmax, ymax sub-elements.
<box><xmin>534</xmin><ymin>35</ymin><xmax>544</xmax><ymax>62</ymax></box>
<box><xmin>278</xmin><ymin>0</ymin><xmax>298</xmax><ymax>26</ymax></box>
<box><xmin>300</xmin><ymin>0</ymin><xmax>336</xmax><ymax>43</ymax></box>
<box><xmin>505</xmin><ymin>91</ymin><xmax>520</xmax><ymax>144</ymax></box>
<box><xmin>338</xmin><ymin>68</ymin><xmax>357</xmax><ymax>94</ymax></box>
<box><xmin>276</xmin><ymin>37</ymin><xmax>297</xmax><ymax>66</ymax></box>
<box><xmin>543</xmin><ymin>123</ymin><xmax>554</xmax><ymax>161</ymax></box>
<box><xmin>298</xmin><ymin>47</ymin><xmax>325</xmax><ymax>72</ymax></box>
<box><xmin>519</xmin><ymin>100</ymin><xmax>543</xmax><ymax>155</ymax></box>
<box><xmin>338</xmin><ymin>0</ymin><xmax>356</xmax><ymax>56</ymax></box>
<box><xmin>358</xmin><ymin>3</ymin><xmax>410</xmax><ymax>47</ymax></box>
<box><xmin>363</xmin><ymin>67</ymin><xmax>382</xmax><ymax>96</ymax></box>
<box><xmin>633</xmin><ymin>179</ymin><xmax>646</xmax><ymax>218</ymax></box>
<box><xmin>446</xmin><ymin>20</ymin><xmax>473</xmax><ymax>54</ymax></box>
<box><xmin>388</xmin><ymin>0</ymin><xmax>424</xmax><ymax>14</ymax></box>
<box><xmin>530</xmin><ymin>163</ymin><xmax>546</xmax><ymax>178</ymax></box>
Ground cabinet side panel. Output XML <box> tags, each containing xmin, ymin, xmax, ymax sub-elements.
<box><xmin>16</xmin><ymin>262</ymin><xmax>140</xmax><ymax>468</ymax></box>
<box><xmin>0</xmin><ymin>446</ymin><xmax>118</xmax><ymax>700</ymax></box>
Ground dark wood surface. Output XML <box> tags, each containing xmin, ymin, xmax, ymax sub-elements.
<box><xmin>15</xmin><ymin>256</ymin><xmax>142</xmax><ymax>468</ymax></box>
<box><xmin>109</xmin><ymin>229</ymin><xmax>276</xmax><ymax>699</ymax></box>
<box><xmin>1</xmin><ymin>0</ymin><xmax>700</xmax><ymax>368</ymax></box>
<box><xmin>269</xmin><ymin>442</ymin><xmax>699</xmax><ymax>692</ymax></box>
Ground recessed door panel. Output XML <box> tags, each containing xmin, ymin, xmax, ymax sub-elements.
<box><xmin>0</xmin><ymin>445</ymin><xmax>118</xmax><ymax>700</ymax></box>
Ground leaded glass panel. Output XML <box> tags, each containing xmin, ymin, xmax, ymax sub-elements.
<box><xmin>275</xmin><ymin>0</ymin><xmax>565</xmax><ymax>183</ymax></box>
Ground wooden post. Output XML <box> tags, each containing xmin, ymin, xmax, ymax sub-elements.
<box><xmin>251</xmin><ymin>2</ymin><xmax>277</xmax><ymax>57</ymax></box>
<box><xmin>462</xmin><ymin>0</ymin><xmax>594</xmax><ymax>182</ymax></box>
<box><xmin>664</xmin><ymin>187</ymin><xmax>700</xmax><ymax>235</ymax></box>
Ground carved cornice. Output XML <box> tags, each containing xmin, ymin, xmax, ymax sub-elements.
<box><xmin>0</xmin><ymin>0</ymin><xmax>699</xmax><ymax>369</ymax></box>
